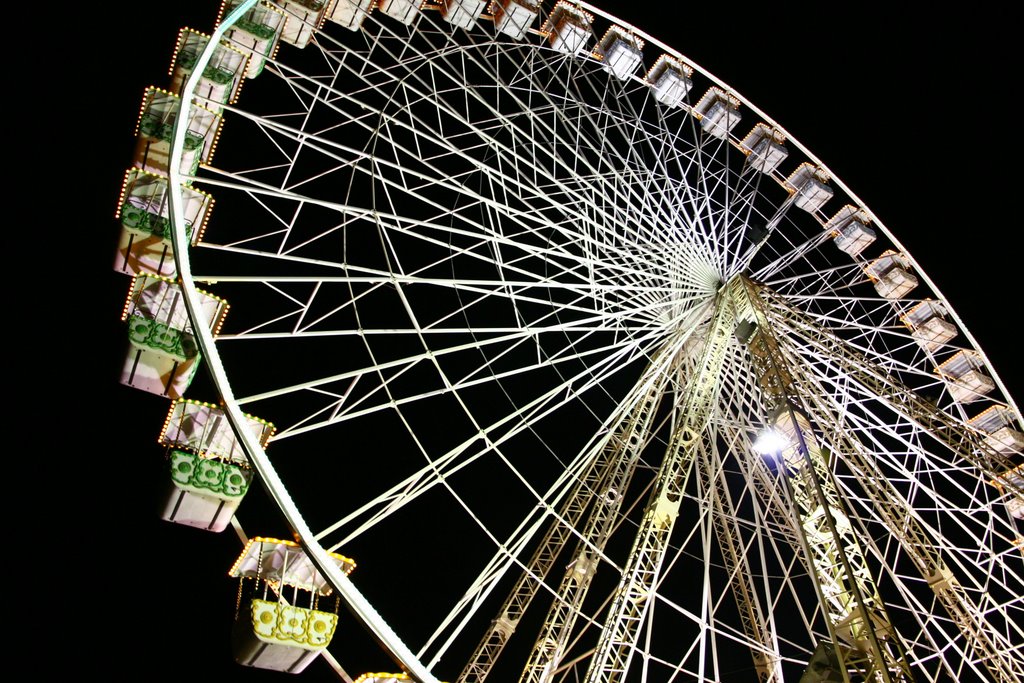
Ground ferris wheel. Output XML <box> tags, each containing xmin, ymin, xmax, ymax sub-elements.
<box><xmin>113</xmin><ymin>1</ymin><xmax>1024</xmax><ymax>682</ymax></box>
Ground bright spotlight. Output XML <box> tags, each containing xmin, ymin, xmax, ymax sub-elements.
<box><xmin>753</xmin><ymin>428</ymin><xmax>789</xmax><ymax>456</ymax></box>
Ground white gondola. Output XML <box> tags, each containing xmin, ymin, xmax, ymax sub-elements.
<box><xmin>995</xmin><ymin>466</ymin><xmax>1024</xmax><ymax>520</ymax></box>
<box><xmin>740</xmin><ymin>124</ymin><xmax>789</xmax><ymax>175</ymax></box>
<box><xmin>491</xmin><ymin>0</ymin><xmax>540</xmax><ymax>41</ymax></box>
<box><xmin>378</xmin><ymin>0</ymin><xmax>420</xmax><ymax>25</ymax></box>
<box><xmin>217</xmin><ymin>0</ymin><xmax>286</xmax><ymax>78</ymax></box>
<box><xmin>230</xmin><ymin>538</ymin><xmax>356</xmax><ymax>673</ymax></box>
<box><xmin>936</xmin><ymin>350</ymin><xmax>996</xmax><ymax>403</ymax></box>
<box><xmin>133</xmin><ymin>87</ymin><xmax>221</xmax><ymax>178</ymax></box>
<box><xmin>277</xmin><ymin>0</ymin><xmax>331</xmax><ymax>47</ymax></box>
<box><xmin>114</xmin><ymin>169</ymin><xmax>213</xmax><ymax>278</ymax></box>
<box><xmin>646</xmin><ymin>54</ymin><xmax>693</xmax><ymax>108</ymax></box>
<box><xmin>785</xmin><ymin>162</ymin><xmax>833</xmax><ymax>214</ymax></box>
<box><xmin>441</xmin><ymin>0</ymin><xmax>486</xmax><ymax>29</ymax></box>
<box><xmin>865</xmin><ymin>249</ymin><xmax>918</xmax><ymax>299</ymax></box>
<box><xmin>274</xmin><ymin>0</ymin><xmax>329</xmax><ymax>47</ymax></box>
<box><xmin>902</xmin><ymin>299</ymin><xmax>957</xmax><ymax>351</ymax></box>
<box><xmin>598</xmin><ymin>25</ymin><xmax>644</xmax><ymax>80</ymax></box>
<box><xmin>170</xmin><ymin>28</ymin><xmax>248</xmax><ymax>111</ymax></box>
<box><xmin>326</xmin><ymin>0</ymin><xmax>374</xmax><ymax>30</ymax></box>
<box><xmin>693</xmin><ymin>86</ymin><xmax>742</xmax><ymax>140</ymax></box>
<box><xmin>827</xmin><ymin>204</ymin><xmax>876</xmax><ymax>257</ymax></box>
<box><xmin>157</xmin><ymin>399</ymin><xmax>274</xmax><ymax>531</ymax></box>
<box><xmin>120</xmin><ymin>274</ymin><xmax>229</xmax><ymax>398</ymax></box>
<box><xmin>969</xmin><ymin>404</ymin><xmax>1024</xmax><ymax>456</ymax></box>
<box><xmin>543</xmin><ymin>2</ymin><xmax>592</xmax><ymax>54</ymax></box>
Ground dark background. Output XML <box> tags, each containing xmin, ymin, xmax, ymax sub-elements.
<box><xmin>59</xmin><ymin>1</ymin><xmax>1018</xmax><ymax>680</ymax></box>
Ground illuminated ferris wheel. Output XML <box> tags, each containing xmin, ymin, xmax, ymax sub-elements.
<box><xmin>113</xmin><ymin>1</ymin><xmax>1024</xmax><ymax>681</ymax></box>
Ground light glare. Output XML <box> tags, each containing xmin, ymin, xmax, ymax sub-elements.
<box><xmin>753</xmin><ymin>429</ymin><xmax>789</xmax><ymax>456</ymax></box>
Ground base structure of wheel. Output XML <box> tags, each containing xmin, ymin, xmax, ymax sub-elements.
<box><xmin>111</xmin><ymin>2</ymin><xmax>1023</xmax><ymax>681</ymax></box>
